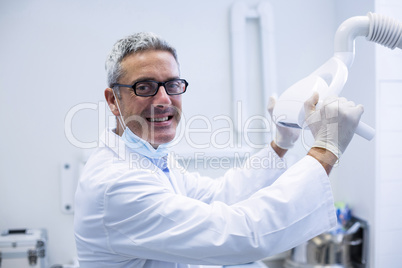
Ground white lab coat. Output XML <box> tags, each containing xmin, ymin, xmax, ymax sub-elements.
<box><xmin>74</xmin><ymin>129</ymin><xmax>336</xmax><ymax>268</ymax></box>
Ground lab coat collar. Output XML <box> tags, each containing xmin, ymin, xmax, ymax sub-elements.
<box><xmin>100</xmin><ymin>128</ymin><xmax>173</xmax><ymax>170</ymax></box>
<box><xmin>99</xmin><ymin>128</ymin><xmax>131</xmax><ymax>161</ymax></box>
<box><xmin>100</xmin><ymin>128</ymin><xmax>183</xmax><ymax>195</ymax></box>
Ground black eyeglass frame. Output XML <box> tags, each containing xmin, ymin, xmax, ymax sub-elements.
<box><xmin>112</xmin><ymin>78</ymin><xmax>188</xmax><ymax>97</ymax></box>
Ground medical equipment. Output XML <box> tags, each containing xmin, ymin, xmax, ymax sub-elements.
<box><xmin>285</xmin><ymin>217</ymin><xmax>369</xmax><ymax>268</ymax></box>
<box><xmin>0</xmin><ymin>229</ymin><xmax>48</xmax><ymax>268</ymax></box>
<box><xmin>273</xmin><ymin>12</ymin><xmax>402</xmax><ymax>141</ymax></box>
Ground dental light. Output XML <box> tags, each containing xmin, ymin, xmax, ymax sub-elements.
<box><xmin>273</xmin><ymin>12</ymin><xmax>402</xmax><ymax>141</ymax></box>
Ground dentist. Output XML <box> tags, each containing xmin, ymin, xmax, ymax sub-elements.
<box><xmin>74</xmin><ymin>32</ymin><xmax>364</xmax><ymax>268</ymax></box>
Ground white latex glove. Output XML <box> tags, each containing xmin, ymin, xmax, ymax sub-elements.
<box><xmin>304</xmin><ymin>92</ymin><xmax>364</xmax><ymax>159</ymax></box>
<box><xmin>268</xmin><ymin>96</ymin><xmax>301</xmax><ymax>149</ymax></box>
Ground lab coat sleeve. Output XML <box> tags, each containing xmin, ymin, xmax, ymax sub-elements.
<box><xmin>103</xmin><ymin>155</ymin><xmax>336</xmax><ymax>265</ymax></box>
<box><xmin>178</xmin><ymin>146</ymin><xmax>288</xmax><ymax>205</ymax></box>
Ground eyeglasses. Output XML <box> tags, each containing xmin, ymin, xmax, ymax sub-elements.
<box><xmin>112</xmin><ymin>78</ymin><xmax>188</xmax><ymax>97</ymax></box>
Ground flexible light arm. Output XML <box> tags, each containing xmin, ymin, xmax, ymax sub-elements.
<box><xmin>273</xmin><ymin>12</ymin><xmax>402</xmax><ymax>141</ymax></box>
<box><xmin>334</xmin><ymin>12</ymin><xmax>402</xmax><ymax>67</ymax></box>
<box><xmin>334</xmin><ymin>16</ymin><xmax>369</xmax><ymax>67</ymax></box>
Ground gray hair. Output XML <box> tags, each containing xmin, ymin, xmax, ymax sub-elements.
<box><xmin>105</xmin><ymin>32</ymin><xmax>179</xmax><ymax>94</ymax></box>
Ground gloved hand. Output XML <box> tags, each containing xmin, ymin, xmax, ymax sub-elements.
<box><xmin>304</xmin><ymin>92</ymin><xmax>364</xmax><ymax>159</ymax></box>
<box><xmin>268</xmin><ymin>96</ymin><xmax>301</xmax><ymax>149</ymax></box>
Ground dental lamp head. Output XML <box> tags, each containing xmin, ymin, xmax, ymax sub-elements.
<box><xmin>272</xmin><ymin>12</ymin><xmax>402</xmax><ymax>141</ymax></box>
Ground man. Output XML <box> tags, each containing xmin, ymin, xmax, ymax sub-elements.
<box><xmin>74</xmin><ymin>32</ymin><xmax>364</xmax><ymax>268</ymax></box>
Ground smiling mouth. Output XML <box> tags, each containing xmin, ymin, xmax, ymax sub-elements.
<box><xmin>147</xmin><ymin>116</ymin><xmax>173</xmax><ymax>122</ymax></box>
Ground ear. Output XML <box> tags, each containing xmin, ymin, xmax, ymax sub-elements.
<box><xmin>105</xmin><ymin>88</ymin><xmax>121</xmax><ymax>116</ymax></box>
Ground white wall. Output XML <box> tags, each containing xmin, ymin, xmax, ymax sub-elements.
<box><xmin>373</xmin><ymin>0</ymin><xmax>402</xmax><ymax>267</ymax></box>
<box><xmin>0</xmin><ymin>0</ymin><xmax>381</xmax><ymax>266</ymax></box>
<box><xmin>332</xmin><ymin>0</ymin><xmax>377</xmax><ymax>266</ymax></box>
<box><xmin>333</xmin><ymin>1</ymin><xmax>402</xmax><ymax>267</ymax></box>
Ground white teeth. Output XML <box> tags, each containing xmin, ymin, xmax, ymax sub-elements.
<box><xmin>149</xmin><ymin>117</ymin><xmax>169</xmax><ymax>122</ymax></box>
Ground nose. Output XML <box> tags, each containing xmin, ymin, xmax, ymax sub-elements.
<box><xmin>153</xmin><ymin>85</ymin><xmax>172</xmax><ymax>106</ymax></box>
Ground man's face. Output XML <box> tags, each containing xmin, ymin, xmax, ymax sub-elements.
<box><xmin>116</xmin><ymin>50</ymin><xmax>182</xmax><ymax>148</ymax></box>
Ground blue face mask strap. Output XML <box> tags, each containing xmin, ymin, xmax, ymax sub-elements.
<box><xmin>111</xmin><ymin>89</ymin><xmax>170</xmax><ymax>157</ymax></box>
<box><xmin>112</xmin><ymin>89</ymin><xmax>127</xmax><ymax>131</ymax></box>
